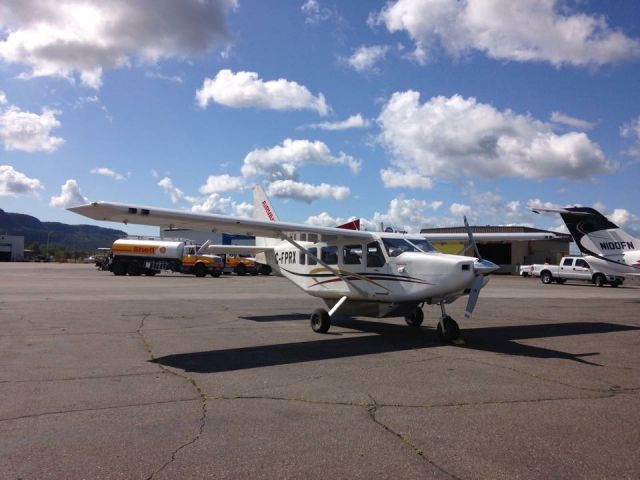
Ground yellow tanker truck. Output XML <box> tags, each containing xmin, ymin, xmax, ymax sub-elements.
<box><xmin>108</xmin><ymin>239</ymin><xmax>223</xmax><ymax>277</ymax></box>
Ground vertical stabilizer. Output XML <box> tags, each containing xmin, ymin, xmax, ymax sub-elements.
<box><xmin>253</xmin><ymin>185</ymin><xmax>280</xmax><ymax>248</ymax></box>
<box><xmin>558</xmin><ymin>207</ymin><xmax>640</xmax><ymax>258</ymax></box>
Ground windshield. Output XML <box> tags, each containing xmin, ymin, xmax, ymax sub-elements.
<box><xmin>382</xmin><ymin>238</ymin><xmax>420</xmax><ymax>257</ymax></box>
<box><xmin>406</xmin><ymin>238</ymin><xmax>437</xmax><ymax>253</ymax></box>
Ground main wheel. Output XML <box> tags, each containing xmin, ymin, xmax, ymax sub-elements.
<box><xmin>404</xmin><ymin>308</ymin><xmax>424</xmax><ymax>327</ymax></box>
<box><xmin>593</xmin><ymin>273</ymin><xmax>606</xmax><ymax>287</ymax></box>
<box><xmin>541</xmin><ymin>271</ymin><xmax>553</xmax><ymax>284</ymax></box>
<box><xmin>235</xmin><ymin>264</ymin><xmax>246</xmax><ymax>276</ymax></box>
<box><xmin>436</xmin><ymin>316</ymin><xmax>460</xmax><ymax>342</ymax></box>
<box><xmin>194</xmin><ymin>263</ymin><xmax>207</xmax><ymax>278</ymax></box>
<box><xmin>310</xmin><ymin>309</ymin><xmax>331</xmax><ymax>333</ymax></box>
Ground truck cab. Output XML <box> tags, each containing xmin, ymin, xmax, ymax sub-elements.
<box><xmin>536</xmin><ymin>256</ymin><xmax>624</xmax><ymax>287</ymax></box>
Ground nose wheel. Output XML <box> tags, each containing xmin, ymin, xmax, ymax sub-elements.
<box><xmin>436</xmin><ymin>303</ymin><xmax>460</xmax><ymax>342</ymax></box>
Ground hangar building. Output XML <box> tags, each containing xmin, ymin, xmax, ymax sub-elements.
<box><xmin>0</xmin><ymin>235</ymin><xmax>24</xmax><ymax>262</ymax></box>
<box><xmin>420</xmin><ymin>226</ymin><xmax>571</xmax><ymax>274</ymax></box>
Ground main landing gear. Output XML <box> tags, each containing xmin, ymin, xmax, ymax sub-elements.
<box><xmin>310</xmin><ymin>296</ymin><xmax>347</xmax><ymax>333</ymax></box>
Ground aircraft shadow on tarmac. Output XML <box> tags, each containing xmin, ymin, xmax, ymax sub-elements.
<box><xmin>151</xmin><ymin>318</ymin><xmax>639</xmax><ymax>373</ymax></box>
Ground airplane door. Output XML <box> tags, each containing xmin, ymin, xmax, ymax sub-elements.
<box><xmin>364</xmin><ymin>241</ymin><xmax>389</xmax><ymax>295</ymax></box>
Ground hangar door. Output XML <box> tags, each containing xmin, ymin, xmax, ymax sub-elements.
<box><xmin>0</xmin><ymin>244</ymin><xmax>11</xmax><ymax>262</ymax></box>
<box><xmin>478</xmin><ymin>243</ymin><xmax>511</xmax><ymax>265</ymax></box>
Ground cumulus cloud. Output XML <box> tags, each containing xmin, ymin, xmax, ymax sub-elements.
<box><xmin>191</xmin><ymin>193</ymin><xmax>232</xmax><ymax>214</ymax></box>
<box><xmin>0</xmin><ymin>105</ymin><xmax>64</xmax><ymax>152</ymax></box>
<box><xmin>157</xmin><ymin>177</ymin><xmax>197</xmax><ymax>204</ymax></box>
<box><xmin>306</xmin><ymin>114</ymin><xmax>370</xmax><ymax>131</ymax></box>
<box><xmin>90</xmin><ymin>167</ymin><xmax>125</xmax><ymax>180</ymax></box>
<box><xmin>49</xmin><ymin>179</ymin><xmax>88</xmax><ymax>208</ymax></box>
<box><xmin>621</xmin><ymin>116</ymin><xmax>640</xmax><ymax>160</ymax></box>
<box><xmin>266</xmin><ymin>180</ymin><xmax>349</xmax><ymax>203</ymax></box>
<box><xmin>377</xmin><ymin>91</ymin><xmax>613</xmax><ymax>184</ymax></box>
<box><xmin>450</xmin><ymin>203</ymin><xmax>472</xmax><ymax>217</ymax></box>
<box><xmin>301</xmin><ymin>0</ymin><xmax>333</xmax><ymax>24</ymax></box>
<box><xmin>0</xmin><ymin>165</ymin><xmax>43</xmax><ymax>197</ymax></box>
<box><xmin>241</xmin><ymin>138</ymin><xmax>361</xmax><ymax>181</ymax></box>
<box><xmin>371</xmin><ymin>0</ymin><xmax>640</xmax><ymax>67</ymax></box>
<box><xmin>0</xmin><ymin>0</ymin><xmax>237</xmax><ymax>88</ymax></box>
<box><xmin>198</xmin><ymin>174</ymin><xmax>245</xmax><ymax>194</ymax></box>
<box><xmin>196</xmin><ymin>69</ymin><xmax>329</xmax><ymax>115</ymax></box>
<box><xmin>346</xmin><ymin>45</ymin><xmax>390</xmax><ymax>73</ymax></box>
<box><xmin>380</xmin><ymin>168</ymin><xmax>433</xmax><ymax>190</ymax></box>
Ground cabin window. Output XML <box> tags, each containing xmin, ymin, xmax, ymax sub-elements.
<box><xmin>343</xmin><ymin>245</ymin><xmax>362</xmax><ymax>265</ymax></box>
<box><xmin>321</xmin><ymin>246</ymin><xmax>338</xmax><ymax>265</ymax></box>
<box><xmin>299</xmin><ymin>250</ymin><xmax>306</xmax><ymax>265</ymax></box>
<box><xmin>575</xmin><ymin>259</ymin><xmax>589</xmax><ymax>268</ymax></box>
<box><xmin>562</xmin><ymin>258</ymin><xmax>573</xmax><ymax>267</ymax></box>
<box><xmin>307</xmin><ymin>247</ymin><xmax>317</xmax><ymax>266</ymax></box>
<box><xmin>366</xmin><ymin>242</ymin><xmax>385</xmax><ymax>268</ymax></box>
<box><xmin>308</xmin><ymin>233</ymin><xmax>318</xmax><ymax>243</ymax></box>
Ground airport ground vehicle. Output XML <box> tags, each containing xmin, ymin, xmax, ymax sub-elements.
<box><xmin>519</xmin><ymin>265</ymin><xmax>533</xmax><ymax>277</ymax></box>
<box><xmin>532</xmin><ymin>256</ymin><xmax>625</xmax><ymax>287</ymax></box>
<box><xmin>108</xmin><ymin>239</ymin><xmax>223</xmax><ymax>277</ymax></box>
<box><xmin>222</xmin><ymin>254</ymin><xmax>259</xmax><ymax>276</ymax></box>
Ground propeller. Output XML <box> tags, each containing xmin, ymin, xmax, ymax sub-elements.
<box><xmin>462</xmin><ymin>216</ymin><xmax>498</xmax><ymax>319</ymax></box>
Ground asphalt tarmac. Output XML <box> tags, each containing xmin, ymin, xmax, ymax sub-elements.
<box><xmin>1</xmin><ymin>263</ymin><xmax>639</xmax><ymax>479</ymax></box>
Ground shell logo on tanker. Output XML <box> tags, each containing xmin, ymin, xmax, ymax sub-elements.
<box><xmin>133</xmin><ymin>245</ymin><xmax>156</xmax><ymax>254</ymax></box>
<box><xmin>159</xmin><ymin>247</ymin><xmax>167</xmax><ymax>254</ymax></box>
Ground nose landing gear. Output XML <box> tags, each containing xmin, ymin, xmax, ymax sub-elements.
<box><xmin>436</xmin><ymin>303</ymin><xmax>460</xmax><ymax>342</ymax></box>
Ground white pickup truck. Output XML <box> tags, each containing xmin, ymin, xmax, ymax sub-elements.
<box><xmin>532</xmin><ymin>256</ymin><xmax>625</xmax><ymax>287</ymax></box>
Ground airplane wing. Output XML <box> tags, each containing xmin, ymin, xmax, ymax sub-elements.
<box><xmin>422</xmin><ymin>232</ymin><xmax>557</xmax><ymax>242</ymax></box>
<box><xmin>68</xmin><ymin>201</ymin><xmax>375</xmax><ymax>241</ymax></box>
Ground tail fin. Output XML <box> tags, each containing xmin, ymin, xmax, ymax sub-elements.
<box><xmin>556</xmin><ymin>207</ymin><xmax>639</xmax><ymax>257</ymax></box>
<box><xmin>253</xmin><ymin>185</ymin><xmax>280</xmax><ymax>248</ymax></box>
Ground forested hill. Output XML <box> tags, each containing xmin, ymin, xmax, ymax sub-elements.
<box><xmin>0</xmin><ymin>208</ymin><xmax>126</xmax><ymax>250</ymax></box>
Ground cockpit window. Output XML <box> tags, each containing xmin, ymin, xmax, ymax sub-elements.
<box><xmin>382</xmin><ymin>238</ymin><xmax>421</xmax><ymax>257</ymax></box>
<box><xmin>406</xmin><ymin>238</ymin><xmax>437</xmax><ymax>253</ymax></box>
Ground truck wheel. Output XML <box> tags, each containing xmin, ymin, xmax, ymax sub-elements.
<box><xmin>112</xmin><ymin>262</ymin><xmax>126</xmax><ymax>276</ymax></box>
<box><xmin>610</xmin><ymin>281</ymin><xmax>620</xmax><ymax>288</ymax></box>
<box><xmin>259</xmin><ymin>265</ymin><xmax>272</xmax><ymax>275</ymax></box>
<box><xmin>194</xmin><ymin>263</ymin><xmax>207</xmax><ymax>278</ymax></box>
<box><xmin>235</xmin><ymin>264</ymin><xmax>246</xmax><ymax>276</ymax></box>
<box><xmin>210</xmin><ymin>271</ymin><xmax>221</xmax><ymax>278</ymax></box>
<box><xmin>541</xmin><ymin>271</ymin><xmax>553</xmax><ymax>284</ymax></box>
<box><xmin>556</xmin><ymin>279</ymin><xmax>566</xmax><ymax>285</ymax></box>
<box><xmin>593</xmin><ymin>273</ymin><xmax>606</xmax><ymax>287</ymax></box>
<box><xmin>127</xmin><ymin>263</ymin><xmax>141</xmax><ymax>276</ymax></box>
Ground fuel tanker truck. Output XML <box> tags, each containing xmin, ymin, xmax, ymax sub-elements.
<box><xmin>108</xmin><ymin>239</ymin><xmax>223</xmax><ymax>277</ymax></box>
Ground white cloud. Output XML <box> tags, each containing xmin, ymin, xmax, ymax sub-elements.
<box><xmin>266</xmin><ymin>180</ymin><xmax>349</xmax><ymax>203</ymax></box>
<box><xmin>198</xmin><ymin>174</ymin><xmax>245</xmax><ymax>194</ymax></box>
<box><xmin>301</xmin><ymin>0</ymin><xmax>332</xmax><ymax>24</ymax></box>
<box><xmin>346</xmin><ymin>45</ymin><xmax>390</xmax><ymax>73</ymax></box>
<box><xmin>196</xmin><ymin>69</ymin><xmax>329</xmax><ymax>115</ymax></box>
<box><xmin>157</xmin><ymin>177</ymin><xmax>197</xmax><ymax>204</ymax></box>
<box><xmin>307</xmin><ymin>114</ymin><xmax>370</xmax><ymax>131</ymax></box>
<box><xmin>241</xmin><ymin>138</ymin><xmax>361</xmax><ymax>181</ymax></box>
<box><xmin>380</xmin><ymin>168</ymin><xmax>433</xmax><ymax>190</ymax></box>
<box><xmin>372</xmin><ymin>0</ymin><xmax>640</xmax><ymax>67</ymax></box>
<box><xmin>49</xmin><ymin>179</ymin><xmax>88</xmax><ymax>207</ymax></box>
<box><xmin>450</xmin><ymin>203</ymin><xmax>472</xmax><ymax>217</ymax></box>
<box><xmin>0</xmin><ymin>106</ymin><xmax>64</xmax><ymax>152</ymax></box>
<box><xmin>191</xmin><ymin>193</ymin><xmax>232</xmax><ymax>214</ymax></box>
<box><xmin>621</xmin><ymin>116</ymin><xmax>640</xmax><ymax>160</ymax></box>
<box><xmin>90</xmin><ymin>167</ymin><xmax>125</xmax><ymax>180</ymax></box>
<box><xmin>377</xmin><ymin>91</ymin><xmax>613</xmax><ymax>183</ymax></box>
<box><xmin>0</xmin><ymin>91</ymin><xmax>7</xmax><ymax>105</ymax></box>
<box><xmin>0</xmin><ymin>0</ymin><xmax>237</xmax><ymax>89</ymax></box>
<box><xmin>234</xmin><ymin>201</ymin><xmax>254</xmax><ymax>218</ymax></box>
<box><xmin>145</xmin><ymin>71</ymin><xmax>183</xmax><ymax>83</ymax></box>
<box><xmin>550</xmin><ymin>111</ymin><xmax>595</xmax><ymax>130</ymax></box>
<box><xmin>0</xmin><ymin>165</ymin><xmax>43</xmax><ymax>197</ymax></box>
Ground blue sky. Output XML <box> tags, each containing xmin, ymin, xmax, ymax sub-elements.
<box><xmin>1</xmin><ymin>0</ymin><xmax>640</xmax><ymax>236</ymax></box>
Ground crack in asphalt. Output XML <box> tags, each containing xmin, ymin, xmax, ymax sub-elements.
<box><xmin>136</xmin><ymin>313</ymin><xmax>208</xmax><ymax>480</ymax></box>
<box><xmin>366</xmin><ymin>393</ymin><xmax>463</xmax><ymax>480</ymax></box>
<box><xmin>1</xmin><ymin>371</ymin><xmax>160</xmax><ymax>384</ymax></box>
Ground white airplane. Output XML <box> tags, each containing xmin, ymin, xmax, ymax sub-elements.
<box><xmin>69</xmin><ymin>187</ymin><xmax>554</xmax><ymax>341</ymax></box>
<box><xmin>533</xmin><ymin>206</ymin><xmax>640</xmax><ymax>276</ymax></box>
